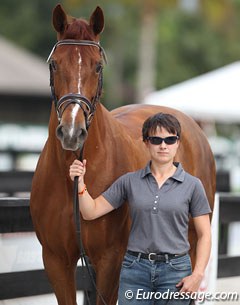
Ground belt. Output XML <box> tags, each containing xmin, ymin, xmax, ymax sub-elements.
<box><xmin>127</xmin><ymin>250</ymin><xmax>187</xmax><ymax>262</ymax></box>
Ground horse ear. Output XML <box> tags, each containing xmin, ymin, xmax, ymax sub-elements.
<box><xmin>52</xmin><ymin>4</ymin><xmax>68</xmax><ymax>33</ymax></box>
<box><xmin>89</xmin><ymin>6</ymin><xmax>104</xmax><ymax>36</ymax></box>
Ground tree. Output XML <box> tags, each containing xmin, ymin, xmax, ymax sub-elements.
<box><xmin>1</xmin><ymin>0</ymin><xmax>240</xmax><ymax>108</ymax></box>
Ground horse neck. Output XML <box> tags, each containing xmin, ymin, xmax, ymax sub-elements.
<box><xmin>85</xmin><ymin>103</ymin><xmax>127</xmax><ymax>152</ymax></box>
<box><xmin>86</xmin><ymin>103</ymin><xmax>147</xmax><ymax>169</ymax></box>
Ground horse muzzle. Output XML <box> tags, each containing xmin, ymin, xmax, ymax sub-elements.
<box><xmin>54</xmin><ymin>94</ymin><xmax>93</xmax><ymax>151</ymax></box>
<box><xmin>56</xmin><ymin>123</ymin><xmax>88</xmax><ymax>151</ymax></box>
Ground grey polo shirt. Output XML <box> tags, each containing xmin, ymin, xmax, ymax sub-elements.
<box><xmin>102</xmin><ymin>162</ymin><xmax>211</xmax><ymax>254</ymax></box>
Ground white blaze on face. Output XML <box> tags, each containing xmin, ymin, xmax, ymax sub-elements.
<box><xmin>69</xmin><ymin>49</ymin><xmax>82</xmax><ymax>138</ymax></box>
<box><xmin>77</xmin><ymin>48</ymin><xmax>82</xmax><ymax>93</ymax></box>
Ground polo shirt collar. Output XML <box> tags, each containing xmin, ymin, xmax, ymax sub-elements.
<box><xmin>140</xmin><ymin>161</ymin><xmax>152</xmax><ymax>178</ymax></box>
<box><xmin>172</xmin><ymin>162</ymin><xmax>185</xmax><ymax>182</ymax></box>
<box><xmin>140</xmin><ymin>161</ymin><xmax>185</xmax><ymax>182</ymax></box>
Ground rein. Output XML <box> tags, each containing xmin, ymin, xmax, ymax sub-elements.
<box><xmin>47</xmin><ymin>39</ymin><xmax>108</xmax><ymax>305</ymax></box>
<box><xmin>74</xmin><ymin>148</ymin><xmax>108</xmax><ymax>305</ymax></box>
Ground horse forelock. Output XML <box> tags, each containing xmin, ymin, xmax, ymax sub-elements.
<box><xmin>60</xmin><ymin>19</ymin><xmax>100</xmax><ymax>62</ymax></box>
<box><xmin>64</xmin><ymin>19</ymin><xmax>95</xmax><ymax>41</ymax></box>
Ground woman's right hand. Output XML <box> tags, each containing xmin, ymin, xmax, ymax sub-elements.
<box><xmin>69</xmin><ymin>159</ymin><xmax>87</xmax><ymax>184</ymax></box>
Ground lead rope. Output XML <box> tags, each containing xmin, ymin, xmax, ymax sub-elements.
<box><xmin>73</xmin><ymin>148</ymin><xmax>108</xmax><ymax>305</ymax></box>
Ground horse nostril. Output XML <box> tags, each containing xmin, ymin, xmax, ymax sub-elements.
<box><xmin>56</xmin><ymin>125</ymin><xmax>64</xmax><ymax>140</ymax></box>
<box><xmin>77</xmin><ymin>128</ymin><xmax>87</xmax><ymax>140</ymax></box>
<box><xmin>56</xmin><ymin>125</ymin><xmax>88</xmax><ymax>142</ymax></box>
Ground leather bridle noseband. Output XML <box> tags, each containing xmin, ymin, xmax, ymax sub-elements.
<box><xmin>47</xmin><ymin>39</ymin><xmax>107</xmax><ymax>128</ymax></box>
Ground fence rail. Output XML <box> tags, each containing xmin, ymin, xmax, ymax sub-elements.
<box><xmin>0</xmin><ymin>171</ymin><xmax>33</xmax><ymax>195</ymax></box>
<box><xmin>218</xmin><ymin>193</ymin><xmax>240</xmax><ymax>278</ymax></box>
<box><xmin>0</xmin><ymin>169</ymin><xmax>230</xmax><ymax>196</ymax></box>
<box><xmin>0</xmin><ymin>197</ymin><xmax>96</xmax><ymax>304</ymax></box>
<box><xmin>0</xmin><ymin>148</ymin><xmax>41</xmax><ymax>170</ymax></box>
<box><xmin>0</xmin><ymin>267</ymin><xmax>95</xmax><ymax>301</ymax></box>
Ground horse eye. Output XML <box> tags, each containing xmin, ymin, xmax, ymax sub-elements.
<box><xmin>50</xmin><ymin>59</ymin><xmax>57</xmax><ymax>72</ymax></box>
<box><xmin>96</xmin><ymin>62</ymin><xmax>103</xmax><ymax>74</ymax></box>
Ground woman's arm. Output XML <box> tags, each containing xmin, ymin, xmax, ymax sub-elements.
<box><xmin>69</xmin><ymin>159</ymin><xmax>114</xmax><ymax>220</ymax></box>
<box><xmin>176</xmin><ymin>214</ymin><xmax>211</xmax><ymax>293</ymax></box>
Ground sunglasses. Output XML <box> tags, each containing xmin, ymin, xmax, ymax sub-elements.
<box><xmin>146</xmin><ymin>136</ymin><xmax>179</xmax><ymax>145</ymax></box>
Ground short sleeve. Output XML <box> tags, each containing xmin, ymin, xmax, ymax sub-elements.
<box><xmin>189</xmin><ymin>178</ymin><xmax>212</xmax><ymax>217</ymax></box>
<box><xmin>101</xmin><ymin>174</ymin><xmax>128</xmax><ymax>209</ymax></box>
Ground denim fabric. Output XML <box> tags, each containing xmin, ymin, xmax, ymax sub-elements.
<box><xmin>118</xmin><ymin>252</ymin><xmax>192</xmax><ymax>305</ymax></box>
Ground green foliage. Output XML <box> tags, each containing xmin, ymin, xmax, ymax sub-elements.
<box><xmin>0</xmin><ymin>1</ymin><xmax>240</xmax><ymax>107</ymax></box>
<box><xmin>0</xmin><ymin>0</ymin><xmax>59</xmax><ymax>58</ymax></box>
<box><xmin>155</xmin><ymin>7</ymin><xmax>240</xmax><ymax>89</ymax></box>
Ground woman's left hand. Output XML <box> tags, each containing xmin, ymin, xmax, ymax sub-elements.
<box><xmin>176</xmin><ymin>273</ymin><xmax>203</xmax><ymax>293</ymax></box>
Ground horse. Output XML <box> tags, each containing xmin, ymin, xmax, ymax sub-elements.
<box><xmin>30</xmin><ymin>4</ymin><xmax>216</xmax><ymax>305</ymax></box>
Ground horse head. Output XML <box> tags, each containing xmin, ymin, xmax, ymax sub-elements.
<box><xmin>47</xmin><ymin>4</ymin><xmax>106</xmax><ymax>151</ymax></box>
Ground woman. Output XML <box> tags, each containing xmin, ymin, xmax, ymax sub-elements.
<box><xmin>69</xmin><ymin>112</ymin><xmax>211</xmax><ymax>305</ymax></box>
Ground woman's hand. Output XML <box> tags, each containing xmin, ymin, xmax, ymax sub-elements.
<box><xmin>69</xmin><ymin>159</ymin><xmax>87</xmax><ymax>185</ymax></box>
<box><xmin>176</xmin><ymin>272</ymin><xmax>203</xmax><ymax>294</ymax></box>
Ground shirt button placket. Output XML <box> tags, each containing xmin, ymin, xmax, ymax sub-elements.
<box><xmin>152</xmin><ymin>196</ymin><xmax>159</xmax><ymax>214</ymax></box>
<box><xmin>152</xmin><ymin>206</ymin><xmax>158</xmax><ymax>213</ymax></box>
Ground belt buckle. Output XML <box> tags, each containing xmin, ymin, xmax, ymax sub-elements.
<box><xmin>148</xmin><ymin>252</ymin><xmax>156</xmax><ymax>262</ymax></box>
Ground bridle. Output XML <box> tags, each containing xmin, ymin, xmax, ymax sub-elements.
<box><xmin>47</xmin><ymin>39</ymin><xmax>107</xmax><ymax>128</ymax></box>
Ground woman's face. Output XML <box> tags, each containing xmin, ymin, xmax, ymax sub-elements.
<box><xmin>144</xmin><ymin>126</ymin><xmax>179</xmax><ymax>165</ymax></box>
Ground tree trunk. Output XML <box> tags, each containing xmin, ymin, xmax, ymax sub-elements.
<box><xmin>136</xmin><ymin>2</ymin><xmax>158</xmax><ymax>102</ymax></box>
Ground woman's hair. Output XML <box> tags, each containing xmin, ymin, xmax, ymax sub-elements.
<box><xmin>142</xmin><ymin>112</ymin><xmax>181</xmax><ymax>141</ymax></box>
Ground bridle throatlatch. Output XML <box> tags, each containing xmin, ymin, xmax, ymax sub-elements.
<box><xmin>47</xmin><ymin>39</ymin><xmax>107</xmax><ymax>129</ymax></box>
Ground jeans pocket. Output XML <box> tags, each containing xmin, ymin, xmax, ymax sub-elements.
<box><xmin>169</xmin><ymin>254</ymin><xmax>192</xmax><ymax>271</ymax></box>
<box><xmin>121</xmin><ymin>253</ymin><xmax>137</xmax><ymax>268</ymax></box>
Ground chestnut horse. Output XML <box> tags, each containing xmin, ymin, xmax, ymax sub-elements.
<box><xmin>30</xmin><ymin>4</ymin><xmax>215</xmax><ymax>305</ymax></box>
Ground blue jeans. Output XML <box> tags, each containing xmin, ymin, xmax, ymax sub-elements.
<box><xmin>118</xmin><ymin>252</ymin><xmax>192</xmax><ymax>305</ymax></box>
